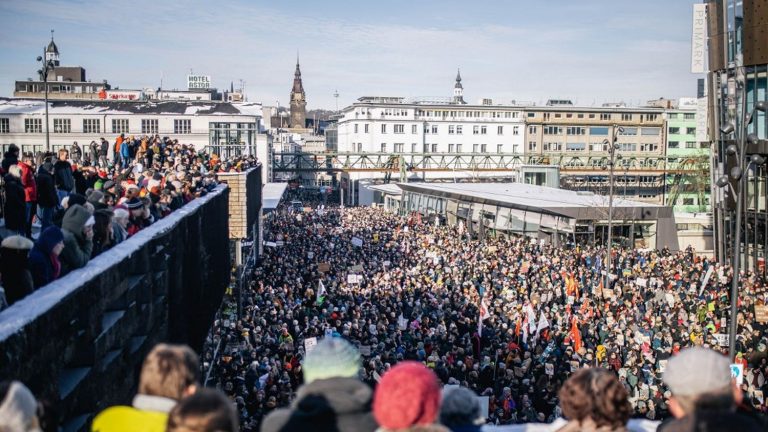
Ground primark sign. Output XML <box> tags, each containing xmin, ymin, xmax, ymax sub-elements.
<box><xmin>691</xmin><ymin>4</ymin><xmax>707</xmax><ymax>74</ymax></box>
<box><xmin>187</xmin><ymin>74</ymin><xmax>211</xmax><ymax>90</ymax></box>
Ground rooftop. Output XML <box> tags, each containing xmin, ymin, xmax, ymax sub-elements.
<box><xmin>0</xmin><ymin>98</ymin><xmax>262</xmax><ymax>117</ymax></box>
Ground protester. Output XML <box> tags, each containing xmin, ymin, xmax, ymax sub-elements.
<box><xmin>70</xmin><ymin>141</ymin><xmax>82</xmax><ymax>165</ymax></box>
<box><xmin>18</xmin><ymin>153</ymin><xmax>37</xmax><ymax>238</ymax></box>
<box><xmin>92</xmin><ymin>343</ymin><xmax>200</xmax><ymax>432</ymax></box>
<box><xmin>59</xmin><ymin>204</ymin><xmax>94</xmax><ymax>275</ymax></box>
<box><xmin>28</xmin><ymin>225</ymin><xmax>65</xmax><ymax>288</ymax></box>
<box><xmin>2</xmin><ymin>164</ymin><xmax>26</xmax><ymax>235</ymax></box>
<box><xmin>0</xmin><ymin>235</ymin><xmax>34</xmax><ymax>306</ymax></box>
<box><xmin>35</xmin><ymin>160</ymin><xmax>57</xmax><ymax>230</ymax></box>
<box><xmin>0</xmin><ymin>380</ymin><xmax>41</xmax><ymax>432</ymax></box>
<box><xmin>373</xmin><ymin>361</ymin><xmax>448</xmax><ymax>432</ymax></box>
<box><xmin>53</xmin><ymin>148</ymin><xmax>74</xmax><ymax>203</ymax></box>
<box><xmin>555</xmin><ymin>368</ymin><xmax>631</xmax><ymax>431</ymax></box>
<box><xmin>659</xmin><ymin>347</ymin><xmax>764</xmax><ymax>432</ymax></box>
<box><xmin>440</xmin><ymin>386</ymin><xmax>484</xmax><ymax>432</ymax></box>
<box><xmin>261</xmin><ymin>338</ymin><xmax>378</xmax><ymax>432</ymax></box>
<box><xmin>167</xmin><ymin>388</ymin><xmax>239</xmax><ymax>432</ymax></box>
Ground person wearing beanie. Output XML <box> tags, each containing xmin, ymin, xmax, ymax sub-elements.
<box><xmin>0</xmin><ymin>235</ymin><xmax>35</xmax><ymax>305</ymax></box>
<box><xmin>35</xmin><ymin>161</ymin><xmax>57</xmax><ymax>230</ymax></box>
<box><xmin>373</xmin><ymin>361</ymin><xmax>448</xmax><ymax>432</ymax></box>
<box><xmin>261</xmin><ymin>338</ymin><xmax>378</xmax><ymax>432</ymax></box>
<box><xmin>0</xmin><ymin>380</ymin><xmax>40</xmax><ymax>432</ymax></box>
<box><xmin>28</xmin><ymin>226</ymin><xmax>65</xmax><ymax>288</ymax></box>
<box><xmin>658</xmin><ymin>347</ymin><xmax>764</xmax><ymax>432</ymax></box>
<box><xmin>2</xmin><ymin>164</ymin><xmax>26</xmax><ymax>236</ymax></box>
<box><xmin>59</xmin><ymin>204</ymin><xmax>94</xmax><ymax>276</ymax></box>
<box><xmin>439</xmin><ymin>387</ymin><xmax>484</xmax><ymax>432</ymax></box>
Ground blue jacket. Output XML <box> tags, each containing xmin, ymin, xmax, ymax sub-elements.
<box><xmin>120</xmin><ymin>141</ymin><xmax>131</xmax><ymax>158</ymax></box>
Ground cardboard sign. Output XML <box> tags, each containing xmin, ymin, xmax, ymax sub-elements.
<box><xmin>304</xmin><ymin>337</ymin><xmax>318</xmax><ymax>353</ymax></box>
<box><xmin>318</xmin><ymin>263</ymin><xmax>331</xmax><ymax>273</ymax></box>
<box><xmin>349</xmin><ymin>264</ymin><xmax>364</xmax><ymax>273</ymax></box>
<box><xmin>351</xmin><ymin>237</ymin><xmax>364</xmax><ymax>247</ymax></box>
<box><xmin>731</xmin><ymin>363</ymin><xmax>744</xmax><ymax>385</ymax></box>
<box><xmin>755</xmin><ymin>305</ymin><xmax>768</xmax><ymax>323</ymax></box>
<box><xmin>372</xmin><ymin>233</ymin><xmax>379</xmax><ymax>243</ymax></box>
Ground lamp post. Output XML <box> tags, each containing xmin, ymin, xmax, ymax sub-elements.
<box><xmin>716</xmin><ymin>99</ymin><xmax>767</xmax><ymax>360</ymax></box>
<box><xmin>603</xmin><ymin>126</ymin><xmax>624</xmax><ymax>290</ymax></box>
<box><xmin>36</xmin><ymin>51</ymin><xmax>54</xmax><ymax>152</ymax></box>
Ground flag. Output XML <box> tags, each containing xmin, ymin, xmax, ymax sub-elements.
<box><xmin>536</xmin><ymin>311</ymin><xmax>550</xmax><ymax>334</ymax></box>
<box><xmin>514</xmin><ymin>317</ymin><xmax>522</xmax><ymax>338</ymax></box>
<box><xmin>316</xmin><ymin>280</ymin><xmax>327</xmax><ymax>305</ymax></box>
<box><xmin>526</xmin><ymin>304</ymin><xmax>537</xmax><ymax>334</ymax></box>
<box><xmin>570</xmin><ymin>318</ymin><xmax>582</xmax><ymax>352</ymax></box>
<box><xmin>478</xmin><ymin>295</ymin><xmax>490</xmax><ymax>336</ymax></box>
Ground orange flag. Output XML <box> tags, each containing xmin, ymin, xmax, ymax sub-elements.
<box><xmin>570</xmin><ymin>318</ymin><xmax>582</xmax><ymax>352</ymax></box>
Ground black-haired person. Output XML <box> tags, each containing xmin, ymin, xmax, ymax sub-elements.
<box><xmin>167</xmin><ymin>388</ymin><xmax>239</xmax><ymax>432</ymax></box>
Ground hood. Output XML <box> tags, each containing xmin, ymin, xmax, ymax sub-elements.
<box><xmin>293</xmin><ymin>377</ymin><xmax>373</xmax><ymax>416</ymax></box>
<box><xmin>62</xmin><ymin>204</ymin><xmax>92</xmax><ymax>233</ymax></box>
<box><xmin>35</xmin><ymin>226</ymin><xmax>64</xmax><ymax>254</ymax></box>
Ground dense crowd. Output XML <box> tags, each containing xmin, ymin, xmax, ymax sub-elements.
<box><xmin>205</xmin><ymin>203</ymin><xmax>768</xmax><ymax>431</ymax></box>
<box><xmin>0</xmin><ymin>136</ymin><xmax>258</xmax><ymax>308</ymax></box>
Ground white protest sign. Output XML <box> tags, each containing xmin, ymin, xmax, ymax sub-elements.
<box><xmin>731</xmin><ymin>363</ymin><xmax>744</xmax><ymax>385</ymax></box>
<box><xmin>713</xmin><ymin>333</ymin><xmax>729</xmax><ymax>347</ymax></box>
<box><xmin>545</xmin><ymin>363</ymin><xmax>554</xmax><ymax>376</ymax></box>
<box><xmin>359</xmin><ymin>345</ymin><xmax>371</xmax><ymax>356</ymax></box>
<box><xmin>304</xmin><ymin>337</ymin><xmax>318</xmax><ymax>353</ymax></box>
<box><xmin>636</xmin><ymin>278</ymin><xmax>648</xmax><ymax>288</ymax></box>
<box><xmin>351</xmin><ymin>237</ymin><xmax>364</xmax><ymax>247</ymax></box>
<box><xmin>307</xmin><ymin>251</ymin><xmax>315</xmax><ymax>259</ymax></box>
<box><xmin>699</xmin><ymin>266</ymin><xmax>715</xmax><ymax>295</ymax></box>
<box><xmin>264</xmin><ymin>241</ymin><xmax>277</xmax><ymax>247</ymax></box>
<box><xmin>478</xmin><ymin>396</ymin><xmax>490</xmax><ymax>418</ymax></box>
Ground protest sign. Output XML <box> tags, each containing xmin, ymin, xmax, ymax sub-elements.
<box><xmin>545</xmin><ymin>363</ymin><xmax>554</xmax><ymax>376</ymax></box>
<box><xmin>351</xmin><ymin>237</ymin><xmax>364</xmax><ymax>247</ymax></box>
<box><xmin>318</xmin><ymin>262</ymin><xmax>331</xmax><ymax>273</ymax></box>
<box><xmin>755</xmin><ymin>305</ymin><xmax>768</xmax><ymax>323</ymax></box>
<box><xmin>731</xmin><ymin>363</ymin><xmax>744</xmax><ymax>385</ymax></box>
<box><xmin>264</xmin><ymin>241</ymin><xmax>277</xmax><ymax>247</ymax></box>
<box><xmin>359</xmin><ymin>345</ymin><xmax>371</xmax><ymax>356</ymax></box>
<box><xmin>478</xmin><ymin>396</ymin><xmax>490</xmax><ymax>418</ymax></box>
<box><xmin>307</xmin><ymin>251</ymin><xmax>314</xmax><ymax>259</ymax></box>
<box><xmin>304</xmin><ymin>337</ymin><xmax>318</xmax><ymax>353</ymax></box>
<box><xmin>349</xmin><ymin>264</ymin><xmax>364</xmax><ymax>273</ymax></box>
<box><xmin>713</xmin><ymin>333</ymin><xmax>729</xmax><ymax>347</ymax></box>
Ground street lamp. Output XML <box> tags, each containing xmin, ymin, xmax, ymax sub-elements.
<box><xmin>602</xmin><ymin>126</ymin><xmax>624</xmax><ymax>291</ymax></box>
<box><xmin>36</xmin><ymin>52</ymin><xmax>55</xmax><ymax>152</ymax></box>
<box><xmin>716</xmin><ymin>98</ymin><xmax>767</xmax><ymax>360</ymax></box>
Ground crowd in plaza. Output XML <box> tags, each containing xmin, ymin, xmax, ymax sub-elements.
<box><xmin>203</xmin><ymin>203</ymin><xmax>768</xmax><ymax>431</ymax></box>
<box><xmin>0</xmin><ymin>136</ymin><xmax>258</xmax><ymax>309</ymax></box>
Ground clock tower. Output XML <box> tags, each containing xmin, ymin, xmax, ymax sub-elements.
<box><xmin>290</xmin><ymin>55</ymin><xmax>307</xmax><ymax>129</ymax></box>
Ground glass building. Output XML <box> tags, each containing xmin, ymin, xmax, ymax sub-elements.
<box><xmin>708</xmin><ymin>0</ymin><xmax>768</xmax><ymax>271</ymax></box>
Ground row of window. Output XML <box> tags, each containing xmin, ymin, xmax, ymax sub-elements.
<box><xmin>532</xmin><ymin>125</ymin><xmax>661</xmax><ymax>136</ymax></box>
<box><xmin>353</xmin><ymin>123</ymin><xmax>521</xmax><ymax>136</ymax></box>
<box><xmin>534</xmin><ymin>142</ymin><xmax>660</xmax><ymax>152</ymax></box>
<box><xmin>414</xmin><ymin>110</ymin><xmax>520</xmax><ymax>119</ymax></box>
<box><xmin>668</xmin><ymin>113</ymin><xmax>696</xmax><ymax>120</ymax></box>
<box><xmin>668</xmin><ymin>127</ymin><xmax>697</xmax><ymax>135</ymax></box>
<box><xmin>668</xmin><ymin>141</ymin><xmax>703</xmax><ymax>149</ymax></box>
<box><xmin>352</xmin><ymin>143</ymin><xmax>510</xmax><ymax>153</ymax></box>
<box><xmin>530</xmin><ymin>112</ymin><xmax>661</xmax><ymax>122</ymax></box>
<box><xmin>0</xmin><ymin>118</ymin><xmax>192</xmax><ymax>134</ymax></box>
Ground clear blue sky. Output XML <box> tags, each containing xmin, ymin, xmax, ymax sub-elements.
<box><xmin>0</xmin><ymin>0</ymin><xmax>703</xmax><ymax>109</ymax></box>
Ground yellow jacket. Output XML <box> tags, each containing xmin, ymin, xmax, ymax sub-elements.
<box><xmin>91</xmin><ymin>395</ymin><xmax>176</xmax><ymax>432</ymax></box>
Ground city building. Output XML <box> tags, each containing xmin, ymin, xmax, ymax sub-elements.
<box><xmin>290</xmin><ymin>56</ymin><xmax>307</xmax><ymax>130</ymax></box>
<box><xmin>706</xmin><ymin>0</ymin><xmax>768</xmax><ymax>270</ymax></box>
<box><xmin>13</xmin><ymin>34</ymin><xmax>112</xmax><ymax>100</ymax></box>
<box><xmin>664</xmin><ymin>103</ymin><xmax>710</xmax><ymax>213</ymax></box>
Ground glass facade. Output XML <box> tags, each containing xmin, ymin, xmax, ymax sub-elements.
<box><xmin>208</xmin><ymin>122</ymin><xmax>258</xmax><ymax>159</ymax></box>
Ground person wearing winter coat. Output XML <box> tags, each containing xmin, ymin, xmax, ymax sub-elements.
<box><xmin>2</xmin><ymin>165</ymin><xmax>26</xmax><ymax>235</ymax></box>
<box><xmin>0</xmin><ymin>235</ymin><xmax>34</xmax><ymax>305</ymax></box>
<box><xmin>70</xmin><ymin>141</ymin><xmax>82</xmax><ymax>165</ymax></box>
<box><xmin>28</xmin><ymin>225</ymin><xmax>64</xmax><ymax>288</ymax></box>
<box><xmin>120</xmin><ymin>139</ymin><xmax>131</xmax><ymax>168</ymax></box>
<box><xmin>88</xmin><ymin>141</ymin><xmax>98</xmax><ymax>166</ymax></box>
<box><xmin>35</xmin><ymin>162</ymin><xmax>58</xmax><ymax>230</ymax></box>
<box><xmin>18</xmin><ymin>154</ymin><xmax>37</xmax><ymax>238</ymax></box>
<box><xmin>99</xmin><ymin>138</ymin><xmax>109</xmax><ymax>168</ymax></box>
<box><xmin>0</xmin><ymin>144</ymin><xmax>19</xmax><ymax>175</ymax></box>
<box><xmin>59</xmin><ymin>204</ymin><xmax>94</xmax><ymax>276</ymax></box>
<box><xmin>261</xmin><ymin>338</ymin><xmax>379</xmax><ymax>432</ymax></box>
<box><xmin>53</xmin><ymin>148</ymin><xmax>74</xmax><ymax>203</ymax></box>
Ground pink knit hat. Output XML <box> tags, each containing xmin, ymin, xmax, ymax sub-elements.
<box><xmin>373</xmin><ymin>361</ymin><xmax>441</xmax><ymax>429</ymax></box>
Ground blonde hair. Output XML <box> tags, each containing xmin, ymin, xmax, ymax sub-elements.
<box><xmin>138</xmin><ymin>344</ymin><xmax>199</xmax><ymax>400</ymax></box>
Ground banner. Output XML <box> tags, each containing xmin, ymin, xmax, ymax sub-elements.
<box><xmin>351</xmin><ymin>237</ymin><xmax>364</xmax><ymax>247</ymax></box>
<box><xmin>318</xmin><ymin>262</ymin><xmax>331</xmax><ymax>273</ymax></box>
<box><xmin>713</xmin><ymin>333</ymin><xmax>729</xmax><ymax>347</ymax></box>
<box><xmin>691</xmin><ymin>3</ymin><xmax>708</xmax><ymax>73</ymax></box>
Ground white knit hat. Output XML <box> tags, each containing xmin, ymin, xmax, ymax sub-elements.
<box><xmin>0</xmin><ymin>381</ymin><xmax>41</xmax><ymax>432</ymax></box>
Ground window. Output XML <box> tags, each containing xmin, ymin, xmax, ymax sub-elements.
<box><xmin>682</xmin><ymin>198</ymin><xmax>695</xmax><ymax>205</ymax></box>
<box><xmin>83</xmin><ymin>118</ymin><xmax>101</xmax><ymax>134</ymax></box>
<box><xmin>141</xmin><ymin>119</ymin><xmax>158</xmax><ymax>134</ymax></box>
<box><xmin>53</xmin><ymin>118</ymin><xmax>71</xmax><ymax>133</ymax></box>
<box><xmin>497</xmin><ymin>126</ymin><xmax>503</xmax><ymax>135</ymax></box>
<box><xmin>566</xmin><ymin>113</ymin><xmax>573</xmax><ymax>118</ymax></box>
<box><xmin>473</xmin><ymin>144</ymin><xmax>479</xmax><ymax>152</ymax></box>
<box><xmin>0</xmin><ymin>118</ymin><xmax>9</xmax><ymax>134</ymax></box>
<box><xmin>481</xmin><ymin>144</ymin><xmax>487</xmax><ymax>153</ymax></box>
<box><xmin>473</xmin><ymin>126</ymin><xmax>480</xmax><ymax>135</ymax></box>
<box><xmin>480</xmin><ymin>126</ymin><xmax>487</xmax><ymax>135</ymax></box>
<box><xmin>646</xmin><ymin>114</ymin><xmax>658</xmax><ymax>121</ymax></box>
<box><xmin>543</xmin><ymin>142</ymin><xmax>563</xmax><ymax>151</ymax></box>
<box><xmin>354</xmin><ymin>124</ymin><xmax>359</xmax><ymax>133</ymax></box>
<box><xmin>365</xmin><ymin>124</ymin><xmax>370</xmax><ymax>133</ymax></box>
<box><xmin>566</xmin><ymin>126</ymin><xmax>586</xmax><ymax>135</ymax></box>
<box><xmin>497</xmin><ymin>144</ymin><xmax>503</xmax><ymax>153</ymax></box>
<box><xmin>394</xmin><ymin>124</ymin><xmax>404</xmax><ymax>134</ymax></box>
<box><xmin>174</xmin><ymin>119</ymin><xmax>191</xmax><ymax>134</ymax></box>
<box><xmin>686</xmin><ymin>127</ymin><xmax>696</xmax><ymax>135</ymax></box>
<box><xmin>431</xmin><ymin>125</ymin><xmax>438</xmax><ymax>134</ymax></box>
<box><xmin>357</xmin><ymin>143</ymin><xmax>363</xmax><ymax>152</ymax></box>
<box><xmin>381</xmin><ymin>143</ymin><xmax>387</xmax><ymax>152</ymax></box>
<box><xmin>577</xmin><ymin>114</ymin><xmax>584</xmax><ymax>119</ymax></box>
<box><xmin>554</xmin><ymin>113</ymin><xmax>561</xmax><ymax>118</ymax></box>
<box><xmin>641</xmin><ymin>127</ymin><xmax>660</xmax><ymax>136</ymax></box>
<box><xmin>668</xmin><ymin>141</ymin><xmax>679</xmax><ymax>148</ymax></box>
<box><xmin>411</xmin><ymin>124</ymin><xmax>417</xmax><ymax>134</ymax></box>
<box><xmin>543</xmin><ymin>126</ymin><xmax>562</xmax><ymax>135</ymax></box>
<box><xmin>669</xmin><ymin>127</ymin><xmax>680</xmax><ymax>134</ymax></box>
<box><xmin>411</xmin><ymin>143</ymin><xmax>417</xmax><ymax>152</ymax></box>
<box><xmin>513</xmin><ymin>126</ymin><xmax>519</xmax><ymax>135</ymax></box>
<box><xmin>620</xmin><ymin>127</ymin><xmax>637</xmax><ymax>136</ymax></box>
<box><xmin>448</xmin><ymin>144</ymin><xmax>455</xmax><ymax>152</ymax></box>
<box><xmin>640</xmin><ymin>143</ymin><xmax>658</xmax><ymax>152</ymax></box>
<box><xmin>394</xmin><ymin>143</ymin><xmax>404</xmax><ymax>152</ymax></box>
<box><xmin>431</xmin><ymin>143</ymin><xmax>438</xmax><ymax>152</ymax></box>
<box><xmin>600</xmin><ymin>113</ymin><xmax>611</xmax><ymax>120</ymax></box>
<box><xmin>527</xmin><ymin>112</ymin><xmax>535</xmax><ymax>118</ymax></box>
<box><xmin>448</xmin><ymin>125</ymin><xmax>455</xmax><ymax>134</ymax></box>
<box><xmin>685</xmin><ymin>141</ymin><xmax>696</xmax><ymax>148</ymax></box>
<box><xmin>381</xmin><ymin>124</ymin><xmax>387</xmax><ymax>134</ymax></box>
<box><xmin>590</xmin><ymin>126</ymin><xmax>609</xmax><ymax>135</ymax></box>
<box><xmin>684</xmin><ymin>113</ymin><xmax>695</xmax><ymax>120</ymax></box>
<box><xmin>456</xmin><ymin>144</ymin><xmax>463</xmax><ymax>152</ymax></box>
<box><xmin>589</xmin><ymin>143</ymin><xmax>607</xmax><ymax>152</ymax></box>
<box><xmin>528</xmin><ymin>141</ymin><xmax>537</xmax><ymax>151</ymax></box>
<box><xmin>423</xmin><ymin>143</ymin><xmax>430</xmax><ymax>153</ymax></box>
<box><xmin>25</xmin><ymin>118</ymin><xmax>42</xmax><ymax>133</ymax></box>
<box><xmin>621</xmin><ymin>113</ymin><xmax>632</xmax><ymax>121</ymax></box>
<box><xmin>566</xmin><ymin>142</ymin><xmax>586</xmax><ymax>151</ymax></box>
<box><xmin>544</xmin><ymin>113</ymin><xmax>551</xmax><ymax>120</ymax></box>
<box><xmin>528</xmin><ymin>126</ymin><xmax>537</xmax><ymax>134</ymax></box>
<box><xmin>618</xmin><ymin>143</ymin><xmax>636</xmax><ymax>152</ymax></box>
<box><xmin>112</xmin><ymin>119</ymin><xmax>129</xmax><ymax>134</ymax></box>
<box><xmin>456</xmin><ymin>125</ymin><xmax>463</xmax><ymax>135</ymax></box>
<box><xmin>588</xmin><ymin>114</ymin><xmax>596</xmax><ymax>119</ymax></box>
<box><xmin>668</xmin><ymin>113</ymin><xmax>678</xmax><ymax>119</ymax></box>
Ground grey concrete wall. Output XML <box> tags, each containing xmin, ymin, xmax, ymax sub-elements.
<box><xmin>0</xmin><ymin>184</ymin><xmax>231</xmax><ymax>431</ymax></box>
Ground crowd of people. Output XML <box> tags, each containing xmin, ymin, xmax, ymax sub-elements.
<box><xmin>0</xmin><ymin>136</ymin><xmax>258</xmax><ymax>308</ymax></box>
<box><xmin>203</xmin><ymin>203</ymin><xmax>768</xmax><ymax>431</ymax></box>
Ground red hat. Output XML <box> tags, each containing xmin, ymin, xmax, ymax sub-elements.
<box><xmin>373</xmin><ymin>361</ymin><xmax>441</xmax><ymax>429</ymax></box>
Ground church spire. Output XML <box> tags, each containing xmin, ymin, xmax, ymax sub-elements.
<box><xmin>453</xmin><ymin>68</ymin><xmax>465</xmax><ymax>104</ymax></box>
<box><xmin>45</xmin><ymin>29</ymin><xmax>60</xmax><ymax>66</ymax></box>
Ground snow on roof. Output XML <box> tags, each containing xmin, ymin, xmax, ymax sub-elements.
<box><xmin>0</xmin><ymin>97</ymin><xmax>261</xmax><ymax>117</ymax></box>
<box><xmin>263</xmin><ymin>182</ymin><xmax>288</xmax><ymax>210</ymax></box>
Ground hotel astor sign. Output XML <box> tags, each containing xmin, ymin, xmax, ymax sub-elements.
<box><xmin>187</xmin><ymin>75</ymin><xmax>211</xmax><ymax>90</ymax></box>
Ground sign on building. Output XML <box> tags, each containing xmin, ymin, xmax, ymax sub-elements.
<box><xmin>691</xmin><ymin>4</ymin><xmax>708</xmax><ymax>73</ymax></box>
<box><xmin>696</xmin><ymin>97</ymin><xmax>709</xmax><ymax>143</ymax></box>
<box><xmin>187</xmin><ymin>75</ymin><xmax>211</xmax><ymax>90</ymax></box>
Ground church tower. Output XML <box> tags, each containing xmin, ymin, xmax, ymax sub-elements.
<box><xmin>45</xmin><ymin>31</ymin><xmax>60</xmax><ymax>66</ymax></box>
<box><xmin>290</xmin><ymin>55</ymin><xmax>307</xmax><ymax>129</ymax></box>
<box><xmin>453</xmin><ymin>69</ymin><xmax>465</xmax><ymax>104</ymax></box>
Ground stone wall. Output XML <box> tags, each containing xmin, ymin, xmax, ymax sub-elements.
<box><xmin>217</xmin><ymin>164</ymin><xmax>263</xmax><ymax>240</ymax></box>
<box><xmin>0</xmin><ymin>184</ymin><xmax>230</xmax><ymax>431</ymax></box>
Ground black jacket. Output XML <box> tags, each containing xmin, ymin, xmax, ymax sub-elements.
<box><xmin>0</xmin><ymin>240</ymin><xmax>34</xmax><ymax>305</ymax></box>
<box><xmin>2</xmin><ymin>174</ymin><xmax>25</xmax><ymax>231</ymax></box>
<box><xmin>53</xmin><ymin>160</ymin><xmax>74</xmax><ymax>192</ymax></box>
<box><xmin>36</xmin><ymin>168</ymin><xmax>58</xmax><ymax>208</ymax></box>
<box><xmin>261</xmin><ymin>377</ymin><xmax>378</xmax><ymax>432</ymax></box>
<box><xmin>658</xmin><ymin>410</ymin><xmax>765</xmax><ymax>432</ymax></box>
